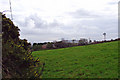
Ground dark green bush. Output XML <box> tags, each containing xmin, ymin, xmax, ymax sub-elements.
<box><xmin>2</xmin><ymin>13</ymin><xmax>42</xmax><ymax>78</ymax></box>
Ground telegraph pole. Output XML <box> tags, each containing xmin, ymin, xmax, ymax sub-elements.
<box><xmin>0</xmin><ymin>12</ymin><xmax>2</xmax><ymax>80</ymax></box>
<box><xmin>9</xmin><ymin>0</ymin><xmax>13</xmax><ymax>20</ymax></box>
<box><xmin>2</xmin><ymin>0</ymin><xmax>13</xmax><ymax>20</ymax></box>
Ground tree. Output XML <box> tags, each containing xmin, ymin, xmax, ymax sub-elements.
<box><xmin>32</xmin><ymin>45</ymin><xmax>42</xmax><ymax>51</ymax></box>
<box><xmin>2</xmin><ymin>13</ymin><xmax>42</xmax><ymax>78</ymax></box>
<box><xmin>33</xmin><ymin>43</ymin><xmax>37</xmax><ymax>46</ymax></box>
<box><xmin>47</xmin><ymin>42</ymin><xmax>53</xmax><ymax>49</ymax></box>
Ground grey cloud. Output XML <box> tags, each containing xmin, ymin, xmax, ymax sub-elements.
<box><xmin>108</xmin><ymin>2</ymin><xmax>118</xmax><ymax>5</ymax></box>
<box><xmin>68</xmin><ymin>9</ymin><xmax>99</xmax><ymax>18</ymax></box>
<box><xmin>15</xmin><ymin>14</ymin><xmax>47</xmax><ymax>29</ymax></box>
<box><xmin>49</xmin><ymin>20</ymin><xmax>62</xmax><ymax>27</ymax></box>
<box><xmin>29</xmin><ymin>15</ymin><xmax>47</xmax><ymax>28</ymax></box>
<box><xmin>16</xmin><ymin>11</ymin><xmax>117</xmax><ymax>43</ymax></box>
<box><xmin>17</xmin><ymin>14</ymin><xmax>68</xmax><ymax>41</ymax></box>
<box><xmin>1</xmin><ymin>0</ymin><xmax>118</xmax><ymax>43</ymax></box>
<box><xmin>80</xmin><ymin>17</ymin><xmax>117</xmax><ymax>33</ymax></box>
<box><xmin>67</xmin><ymin>9</ymin><xmax>117</xmax><ymax>34</ymax></box>
<box><xmin>20</xmin><ymin>14</ymin><xmax>64</xmax><ymax>29</ymax></box>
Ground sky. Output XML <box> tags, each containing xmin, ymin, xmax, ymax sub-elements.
<box><xmin>0</xmin><ymin>0</ymin><xmax>119</xmax><ymax>43</ymax></box>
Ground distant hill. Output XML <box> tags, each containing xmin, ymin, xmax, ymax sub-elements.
<box><xmin>32</xmin><ymin>41</ymin><xmax>119</xmax><ymax>78</ymax></box>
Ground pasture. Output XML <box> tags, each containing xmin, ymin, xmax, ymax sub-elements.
<box><xmin>32</xmin><ymin>41</ymin><xmax>118</xmax><ymax>78</ymax></box>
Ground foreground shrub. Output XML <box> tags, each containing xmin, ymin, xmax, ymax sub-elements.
<box><xmin>2</xmin><ymin>13</ymin><xmax>43</xmax><ymax>78</ymax></box>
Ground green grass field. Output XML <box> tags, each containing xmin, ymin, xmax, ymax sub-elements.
<box><xmin>32</xmin><ymin>41</ymin><xmax>118</xmax><ymax>78</ymax></box>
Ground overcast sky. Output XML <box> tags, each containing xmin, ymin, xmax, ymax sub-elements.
<box><xmin>0</xmin><ymin>0</ymin><xmax>119</xmax><ymax>43</ymax></box>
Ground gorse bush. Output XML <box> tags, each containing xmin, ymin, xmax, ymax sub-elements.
<box><xmin>2</xmin><ymin>13</ymin><xmax>43</xmax><ymax>78</ymax></box>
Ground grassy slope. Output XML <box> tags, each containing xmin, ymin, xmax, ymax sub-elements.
<box><xmin>32</xmin><ymin>41</ymin><xmax>118</xmax><ymax>78</ymax></box>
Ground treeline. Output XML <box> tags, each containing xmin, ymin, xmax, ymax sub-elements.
<box><xmin>32</xmin><ymin>42</ymin><xmax>47</xmax><ymax>51</ymax></box>
<box><xmin>32</xmin><ymin>38</ymin><xmax>120</xmax><ymax>51</ymax></box>
<box><xmin>32</xmin><ymin>41</ymin><xmax>87</xmax><ymax>51</ymax></box>
<box><xmin>91</xmin><ymin>38</ymin><xmax>120</xmax><ymax>44</ymax></box>
<box><xmin>2</xmin><ymin>13</ymin><xmax>43</xmax><ymax>78</ymax></box>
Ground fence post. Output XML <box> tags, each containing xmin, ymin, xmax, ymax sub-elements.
<box><xmin>0</xmin><ymin>12</ymin><xmax>2</xmax><ymax>80</ymax></box>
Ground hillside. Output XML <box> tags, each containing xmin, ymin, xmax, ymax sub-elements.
<box><xmin>32</xmin><ymin>41</ymin><xmax>119</xmax><ymax>78</ymax></box>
